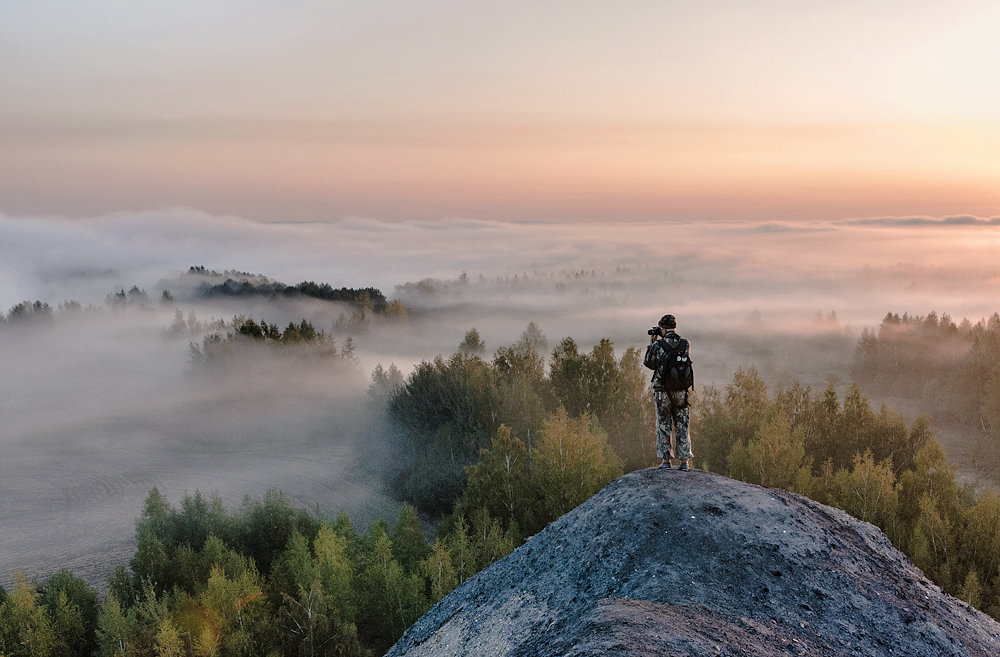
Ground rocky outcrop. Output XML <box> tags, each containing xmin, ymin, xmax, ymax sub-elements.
<box><xmin>387</xmin><ymin>468</ymin><xmax>1000</xmax><ymax>656</ymax></box>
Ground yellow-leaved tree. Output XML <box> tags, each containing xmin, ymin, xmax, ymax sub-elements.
<box><xmin>532</xmin><ymin>408</ymin><xmax>623</xmax><ymax>519</ymax></box>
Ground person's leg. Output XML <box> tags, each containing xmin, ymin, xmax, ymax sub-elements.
<box><xmin>654</xmin><ymin>391</ymin><xmax>673</xmax><ymax>466</ymax></box>
<box><xmin>669</xmin><ymin>391</ymin><xmax>692</xmax><ymax>468</ymax></box>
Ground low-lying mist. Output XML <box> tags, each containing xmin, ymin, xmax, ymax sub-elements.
<box><xmin>3</xmin><ymin>209</ymin><xmax>1000</xmax><ymax>589</ymax></box>
<box><xmin>0</xmin><ymin>307</ymin><xmax>400</xmax><ymax>590</ymax></box>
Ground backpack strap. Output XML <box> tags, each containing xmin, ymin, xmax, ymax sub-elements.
<box><xmin>662</xmin><ymin>332</ymin><xmax>687</xmax><ymax>354</ymax></box>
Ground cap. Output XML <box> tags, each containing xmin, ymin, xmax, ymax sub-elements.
<box><xmin>658</xmin><ymin>314</ymin><xmax>676</xmax><ymax>329</ymax></box>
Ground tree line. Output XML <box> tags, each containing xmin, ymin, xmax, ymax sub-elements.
<box><xmin>187</xmin><ymin>316</ymin><xmax>359</xmax><ymax>369</ymax></box>
<box><xmin>196</xmin><ymin>277</ymin><xmax>393</xmax><ymax>314</ymax></box>
<box><xmin>379</xmin><ymin>324</ymin><xmax>653</xmax><ymax>515</ymax></box>
<box><xmin>1</xmin><ymin>300</ymin><xmax>57</xmax><ymax>325</ymax></box>
<box><xmin>1</xmin><ymin>289</ymin><xmax>161</xmax><ymax>325</ymax></box>
<box><xmin>852</xmin><ymin>311</ymin><xmax>1000</xmax><ymax>445</ymax></box>
<box><xmin>2</xmin><ymin>269</ymin><xmax>409</xmax><ymax>334</ymax></box>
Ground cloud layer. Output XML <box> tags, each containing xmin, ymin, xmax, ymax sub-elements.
<box><xmin>4</xmin><ymin>209</ymin><xmax>1000</xmax><ymax>589</ymax></box>
<box><xmin>5</xmin><ymin>210</ymin><xmax>1000</xmax><ymax>329</ymax></box>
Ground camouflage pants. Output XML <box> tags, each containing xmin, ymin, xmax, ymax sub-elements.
<box><xmin>654</xmin><ymin>390</ymin><xmax>692</xmax><ymax>461</ymax></box>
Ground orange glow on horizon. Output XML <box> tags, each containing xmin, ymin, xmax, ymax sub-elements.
<box><xmin>3</xmin><ymin>116</ymin><xmax>998</xmax><ymax>221</ymax></box>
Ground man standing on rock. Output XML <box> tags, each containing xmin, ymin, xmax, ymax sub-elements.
<box><xmin>644</xmin><ymin>314</ymin><xmax>694</xmax><ymax>471</ymax></box>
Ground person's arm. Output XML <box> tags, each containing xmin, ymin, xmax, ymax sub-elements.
<box><xmin>643</xmin><ymin>339</ymin><xmax>661</xmax><ymax>370</ymax></box>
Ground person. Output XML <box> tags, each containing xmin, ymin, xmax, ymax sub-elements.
<box><xmin>643</xmin><ymin>314</ymin><xmax>693</xmax><ymax>471</ymax></box>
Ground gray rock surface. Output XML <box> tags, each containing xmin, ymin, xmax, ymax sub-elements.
<box><xmin>387</xmin><ymin>468</ymin><xmax>1000</xmax><ymax>656</ymax></box>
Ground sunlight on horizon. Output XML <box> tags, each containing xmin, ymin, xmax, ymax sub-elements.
<box><xmin>2</xmin><ymin>1</ymin><xmax>1000</xmax><ymax>222</ymax></box>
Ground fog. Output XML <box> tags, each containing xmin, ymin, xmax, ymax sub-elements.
<box><xmin>0</xmin><ymin>306</ymin><xmax>398</xmax><ymax>589</ymax></box>
<box><xmin>3</xmin><ymin>209</ymin><xmax>1000</xmax><ymax>589</ymax></box>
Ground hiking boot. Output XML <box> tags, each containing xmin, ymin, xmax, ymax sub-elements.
<box><xmin>658</xmin><ymin>460</ymin><xmax>671</xmax><ymax>470</ymax></box>
<box><xmin>679</xmin><ymin>461</ymin><xmax>689</xmax><ymax>472</ymax></box>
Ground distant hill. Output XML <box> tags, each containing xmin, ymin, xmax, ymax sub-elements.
<box><xmin>387</xmin><ymin>469</ymin><xmax>1000</xmax><ymax>656</ymax></box>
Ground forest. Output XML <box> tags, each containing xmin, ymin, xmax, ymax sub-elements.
<box><xmin>5</xmin><ymin>307</ymin><xmax>1000</xmax><ymax>656</ymax></box>
<box><xmin>853</xmin><ymin>311</ymin><xmax>1000</xmax><ymax>446</ymax></box>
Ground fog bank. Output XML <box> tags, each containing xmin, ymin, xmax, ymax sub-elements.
<box><xmin>4</xmin><ymin>210</ymin><xmax>1000</xmax><ymax>589</ymax></box>
<box><xmin>5</xmin><ymin>211</ymin><xmax>999</xmax><ymax>328</ymax></box>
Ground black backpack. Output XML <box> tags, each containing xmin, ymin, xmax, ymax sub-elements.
<box><xmin>658</xmin><ymin>337</ymin><xmax>694</xmax><ymax>391</ymax></box>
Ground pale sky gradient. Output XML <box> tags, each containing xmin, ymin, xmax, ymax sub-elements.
<box><xmin>3</xmin><ymin>1</ymin><xmax>1000</xmax><ymax>221</ymax></box>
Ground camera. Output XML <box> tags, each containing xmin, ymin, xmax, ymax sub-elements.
<box><xmin>647</xmin><ymin>326</ymin><xmax>663</xmax><ymax>337</ymax></box>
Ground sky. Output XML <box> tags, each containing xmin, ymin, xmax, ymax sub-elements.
<box><xmin>3</xmin><ymin>0</ymin><xmax>1000</xmax><ymax>222</ymax></box>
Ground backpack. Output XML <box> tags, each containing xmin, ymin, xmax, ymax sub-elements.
<box><xmin>658</xmin><ymin>336</ymin><xmax>694</xmax><ymax>391</ymax></box>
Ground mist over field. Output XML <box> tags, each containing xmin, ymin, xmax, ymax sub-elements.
<box><xmin>4</xmin><ymin>209</ymin><xmax>1000</xmax><ymax>589</ymax></box>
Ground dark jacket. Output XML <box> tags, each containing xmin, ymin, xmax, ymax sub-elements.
<box><xmin>643</xmin><ymin>331</ymin><xmax>691</xmax><ymax>391</ymax></box>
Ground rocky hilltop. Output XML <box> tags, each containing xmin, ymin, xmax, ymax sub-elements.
<box><xmin>387</xmin><ymin>468</ymin><xmax>1000</xmax><ymax>656</ymax></box>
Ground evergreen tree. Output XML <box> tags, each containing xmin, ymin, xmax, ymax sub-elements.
<box><xmin>236</xmin><ymin>490</ymin><xmax>320</xmax><ymax>575</ymax></box>
<box><xmin>806</xmin><ymin>384</ymin><xmax>842</xmax><ymax>469</ymax></box>
<box><xmin>961</xmin><ymin>569</ymin><xmax>984</xmax><ymax>608</ymax></box>
<box><xmin>445</xmin><ymin>515</ymin><xmax>478</xmax><ymax>585</ymax></box>
<box><xmin>457</xmin><ymin>328</ymin><xmax>486</xmax><ymax>355</ymax></box>
<box><xmin>95</xmin><ymin>593</ymin><xmax>138</xmax><ymax>657</ymax></box>
<box><xmin>130</xmin><ymin>528</ymin><xmax>168</xmax><ymax>591</ymax></box>
<box><xmin>47</xmin><ymin>590</ymin><xmax>87</xmax><ymax>657</ymax></box>
<box><xmin>549</xmin><ymin>337</ymin><xmax>588</xmax><ymax>416</ymax></box>
<box><xmin>368</xmin><ymin>363</ymin><xmax>404</xmax><ymax>406</ymax></box>
<box><xmin>519</xmin><ymin>322</ymin><xmax>548</xmax><ymax>353</ymax></box>
<box><xmin>136</xmin><ymin>488</ymin><xmax>176</xmax><ymax>550</ymax></box>
<box><xmin>390</xmin><ymin>505</ymin><xmax>430</xmax><ymax>573</ymax></box>
<box><xmin>273</xmin><ymin>530</ymin><xmax>318</xmax><ymax>598</ymax></box>
<box><xmin>314</xmin><ymin>523</ymin><xmax>358</xmax><ymax>624</ymax></box>
<box><xmin>469</xmin><ymin>508</ymin><xmax>517</xmax><ymax>569</ymax></box>
<box><xmin>356</xmin><ymin>529</ymin><xmax>426</xmax><ymax>653</ymax></box>
<box><xmin>38</xmin><ymin>570</ymin><xmax>99</xmax><ymax>657</ymax></box>
<box><xmin>0</xmin><ymin>571</ymin><xmax>55</xmax><ymax>657</ymax></box>
<box><xmin>421</xmin><ymin>539</ymin><xmax>458</xmax><ymax>604</ymax></box>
